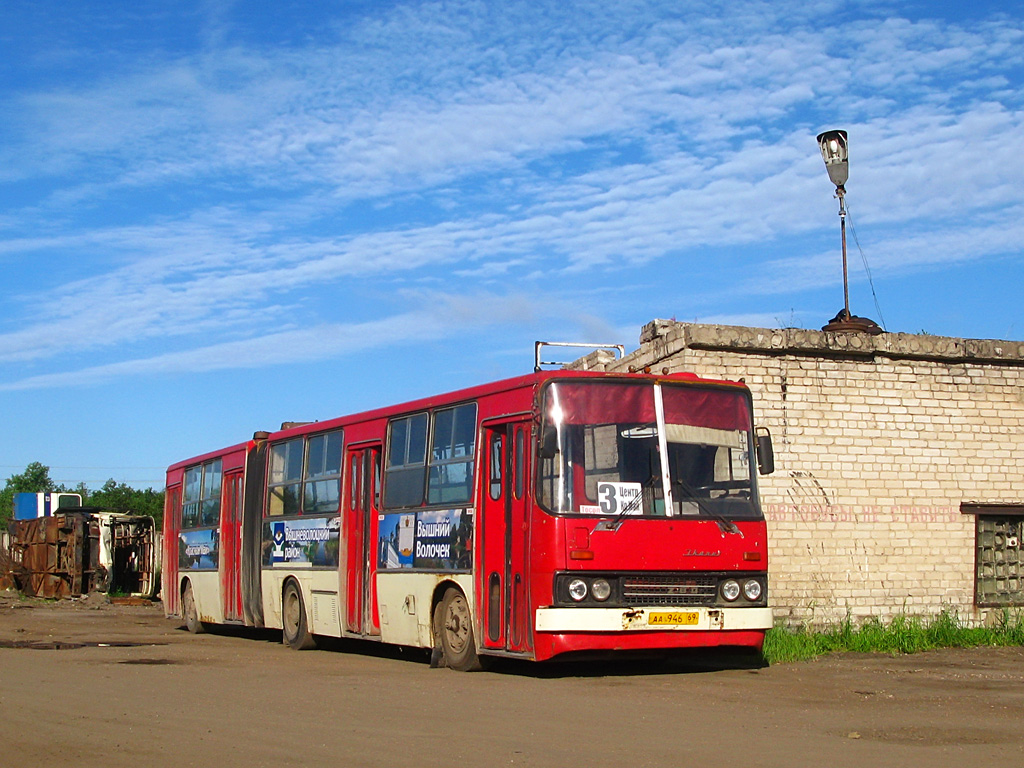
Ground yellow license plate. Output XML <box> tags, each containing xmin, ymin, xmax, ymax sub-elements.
<box><xmin>648</xmin><ymin>611</ymin><xmax>699</xmax><ymax>626</ymax></box>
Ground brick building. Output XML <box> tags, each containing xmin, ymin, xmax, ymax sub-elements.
<box><xmin>572</xmin><ymin>321</ymin><xmax>1024</xmax><ymax>627</ymax></box>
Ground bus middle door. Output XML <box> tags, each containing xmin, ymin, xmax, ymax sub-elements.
<box><xmin>345</xmin><ymin>444</ymin><xmax>382</xmax><ymax>636</ymax></box>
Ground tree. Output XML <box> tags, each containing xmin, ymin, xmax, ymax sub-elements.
<box><xmin>1</xmin><ymin>462</ymin><xmax>61</xmax><ymax>528</ymax></box>
<box><xmin>72</xmin><ymin>482</ymin><xmax>91</xmax><ymax>503</ymax></box>
<box><xmin>1</xmin><ymin>464</ymin><xmax>164</xmax><ymax>529</ymax></box>
<box><xmin>89</xmin><ymin>479</ymin><xmax>165</xmax><ymax>527</ymax></box>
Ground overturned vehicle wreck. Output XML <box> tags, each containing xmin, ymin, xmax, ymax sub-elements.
<box><xmin>1</xmin><ymin>510</ymin><xmax>160</xmax><ymax>599</ymax></box>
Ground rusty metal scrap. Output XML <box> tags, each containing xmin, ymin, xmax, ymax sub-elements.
<box><xmin>3</xmin><ymin>512</ymin><xmax>158</xmax><ymax>600</ymax></box>
<box><xmin>0</xmin><ymin>545</ymin><xmax>17</xmax><ymax>591</ymax></box>
<box><xmin>4</xmin><ymin>513</ymin><xmax>101</xmax><ymax>598</ymax></box>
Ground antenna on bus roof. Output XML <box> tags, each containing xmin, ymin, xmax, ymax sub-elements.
<box><xmin>534</xmin><ymin>341</ymin><xmax>626</xmax><ymax>372</ymax></box>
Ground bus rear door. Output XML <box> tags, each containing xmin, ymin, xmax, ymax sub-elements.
<box><xmin>221</xmin><ymin>471</ymin><xmax>244</xmax><ymax>622</ymax></box>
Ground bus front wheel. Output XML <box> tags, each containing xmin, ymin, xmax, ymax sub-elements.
<box><xmin>282</xmin><ymin>581</ymin><xmax>316</xmax><ymax>650</ymax></box>
<box><xmin>436</xmin><ymin>588</ymin><xmax>484</xmax><ymax>671</ymax></box>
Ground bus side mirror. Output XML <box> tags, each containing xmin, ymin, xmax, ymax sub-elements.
<box><xmin>755</xmin><ymin>427</ymin><xmax>775</xmax><ymax>475</ymax></box>
<box><xmin>540</xmin><ymin>425</ymin><xmax>559</xmax><ymax>459</ymax></box>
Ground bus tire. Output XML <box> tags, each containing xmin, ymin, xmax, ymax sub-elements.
<box><xmin>282</xmin><ymin>581</ymin><xmax>316</xmax><ymax>650</ymax></box>
<box><xmin>182</xmin><ymin>582</ymin><xmax>206</xmax><ymax>634</ymax></box>
<box><xmin>436</xmin><ymin>588</ymin><xmax>484</xmax><ymax>671</ymax></box>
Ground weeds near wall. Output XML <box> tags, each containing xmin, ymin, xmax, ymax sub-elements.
<box><xmin>762</xmin><ymin>609</ymin><xmax>1024</xmax><ymax>664</ymax></box>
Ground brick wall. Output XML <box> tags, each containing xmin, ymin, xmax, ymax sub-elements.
<box><xmin>573</xmin><ymin>321</ymin><xmax>1024</xmax><ymax>627</ymax></box>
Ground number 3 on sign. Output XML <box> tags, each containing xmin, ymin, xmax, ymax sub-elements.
<box><xmin>596</xmin><ymin>482</ymin><xmax>643</xmax><ymax>515</ymax></box>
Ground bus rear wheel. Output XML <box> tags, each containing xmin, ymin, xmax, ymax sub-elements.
<box><xmin>282</xmin><ymin>581</ymin><xmax>316</xmax><ymax>650</ymax></box>
<box><xmin>182</xmin><ymin>582</ymin><xmax>206</xmax><ymax>634</ymax></box>
<box><xmin>436</xmin><ymin>588</ymin><xmax>484</xmax><ymax>671</ymax></box>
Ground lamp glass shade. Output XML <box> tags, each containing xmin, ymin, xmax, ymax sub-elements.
<box><xmin>816</xmin><ymin>129</ymin><xmax>848</xmax><ymax>187</ymax></box>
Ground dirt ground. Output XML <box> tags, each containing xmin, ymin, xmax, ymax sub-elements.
<box><xmin>1</xmin><ymin>591</ymin><xmax>1022</xmax><ymax>767</ymax></box>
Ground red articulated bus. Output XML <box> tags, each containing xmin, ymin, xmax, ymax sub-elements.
<box><xmin>163</xmin><ymin>368</ymin><xmax>775</xmax><ymax>669</ymax></box>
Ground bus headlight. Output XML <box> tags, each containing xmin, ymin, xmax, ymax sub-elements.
<box><xmin>568</xmin><ymin>578</ymin><xmax>588</xmax><ymax>602</ymax></box>
<box><xmin>721</xmin><ymin>579</ymin><xmax>740</xmax><ymax>602</ymax></box>
<box><xmin>591</xmin><ymin>578</ymin><xmax>612</xmax><ymax>601</ymax></box>
<box><xmin>743</xmin><ymin>579</ymin><xmax>763</xmax><ymax>602</ymax></box>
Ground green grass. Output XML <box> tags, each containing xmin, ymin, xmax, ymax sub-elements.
<box><xmin>762</xmin><ymin>609</ymin><xmax>1024</xmax><ymax>664</ymax></box>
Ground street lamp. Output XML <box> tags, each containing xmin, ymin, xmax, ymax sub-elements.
<box><xmin>818</xmin><ymin>129</ymin><xmax>848</xmax><ymax>189</ymax></box>
<box><xmin>816</xmin><ymin>129</ymin><xmax>881</xmax><ymax>334</ymax></box>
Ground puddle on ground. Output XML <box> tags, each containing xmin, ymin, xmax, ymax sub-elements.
<box><xmin>0</xmin><ymin>640</ymin><xmax>165</xmax><ymax>650</ymax></box>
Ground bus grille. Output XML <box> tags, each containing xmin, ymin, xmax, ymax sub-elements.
<box><xmin>622</xmin><ymin>575</ymin><xmax>718</xmax><ymax>606</ymax></box>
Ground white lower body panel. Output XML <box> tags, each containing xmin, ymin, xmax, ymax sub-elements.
<box><xmin>180</xmin><ymin>572</ymin><xmax>221</xmax><ymax>623</ymax></box>
<box><xmin>376</xmin><ymin>572</ymin><xmax>474</xmax><ymax>648</ymax></box>
<box><xmin>261</xmin><ymin>569</ymin><xmax>342</xmax><ymax>634</ymax></box>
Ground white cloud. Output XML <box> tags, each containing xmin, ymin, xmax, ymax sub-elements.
<box><xmin>1</xmin><ymin>0</ymin><xmax>1022</xmax><ymax>389</ymax></box>
<box><xmin>0</xmin><ymin>288</ymin><xmax>577</xmax><ymax>390</ymax></box>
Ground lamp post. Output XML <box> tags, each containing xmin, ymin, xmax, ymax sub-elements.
<box><xmin>817</xmin><ymin>129</ymin><xmax>881</xmax><ymax>334</ymax></box>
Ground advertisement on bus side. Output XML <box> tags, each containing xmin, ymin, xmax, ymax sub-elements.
<box><xmin>261</xmin><ymin>516</ymin><xmax>340</xmax><ymax>568</ymax></box>
<box><xmin>179</xmin><ymin>528</ymin><xmax>218</xmax><ymax>570</ymax></box>
<box><xmin>377</xmin><ymin>508</ymin><xmax>471</xmax><ymax>571</ymax></box>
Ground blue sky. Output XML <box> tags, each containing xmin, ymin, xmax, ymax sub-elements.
<box><xmin>2</xmin><ymin>0</ymin><xmax>1021</xmax><ymax>490</ymax></box>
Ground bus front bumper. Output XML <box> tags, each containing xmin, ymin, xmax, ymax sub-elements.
<box><xmin>534</xmin><ymin>605</ymin><xmax>773</xmax><ymax>633</ymax></box>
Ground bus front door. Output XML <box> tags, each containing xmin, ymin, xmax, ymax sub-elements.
<box><xmin>480</xmin><ymin>420</ymin><xmax>532</xmax><ymax>654</ymax></box>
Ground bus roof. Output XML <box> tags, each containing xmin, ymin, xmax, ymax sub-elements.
<box><xmin>165</xmin><ymin>368</ymin><xmax>748</xmax><ymax>472</ymax></box>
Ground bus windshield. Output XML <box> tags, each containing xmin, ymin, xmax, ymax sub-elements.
<box><xmin>538</xmin><ymin>380</ymin><xmax>761</xmax><ymax>519</ymax></box>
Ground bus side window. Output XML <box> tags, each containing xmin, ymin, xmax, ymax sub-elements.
<box><xmin>384</xmin><ymin>413</ymin><xmax>428</xmax><ymax>508</ymax></box>
<box><xmin>489</xmin><ymin>432</ymin><xmax>503</xmax><ymax>501</ymax></box>
<box><xmin>514</xmin><ymin>428</ymin><xmax>525</xmax><ymax>500</ymax></box>
<box><xmin>182</xmin><ymin>465</ymin><xmax>202</xmax><ymax>528</ymax></box>
<box><xmin>183</xmin><ymin>460</ymin><xmax>221</xmax><ymax>528</ymax></box>
<box><xmin>304</xmin><ymin>430</ymin><xmax>343</xmax><ymax>514</ymax></box>
<box><xmin>373</xmin><ymin>450</ymin><xmax>381</xmax><ymax>510</ymax></box>
<box><xmin>427</xmin><ymin>403</ymin><xmax>477</xmax><ymax>505</ymax></box>
<box><xmin>268</xmin><ymin>438</ymin><xmax>303</xmax><ymax>516</ymax></box>
<box><xmin>350</xmin><ymin>455</ymin><xmax>361</xmax><ymax>512</ymax></box>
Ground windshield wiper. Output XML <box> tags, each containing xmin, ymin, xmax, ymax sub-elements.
<box><xmin>672</xmin><ymin>476</ymin><xmax>744</xmax><ymax>537</ymax></box>
<box><xmin>594</xmin><ymin>494</ymin><xmax>637</xmax><ymax>532</ymax></box>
